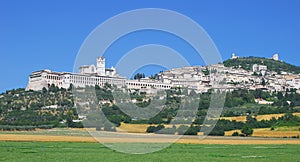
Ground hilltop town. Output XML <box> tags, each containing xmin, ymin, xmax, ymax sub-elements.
<box><xmin>26</xmin><ymin>53</ymin><xmax>300</xmax><ymax>96</ymax></box>
<box><xmin>1</xmin><ymin>53</ymin><xmax>300</xmax><ymax>137</ymax></box>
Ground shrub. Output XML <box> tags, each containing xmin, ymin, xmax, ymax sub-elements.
<box><xmin>176</xmin><ymin>125</ymin><xmax>189</xmax><ymax>135</ymax></box>
<box><xmin>208</xmin><ymin>129</ymin><xmax>225</xmax><ymax>136</ymax></box>
<box><xmin>203</xmin><ymin>125</ymin><xmax>225</xmax><ymax>136</ymax></box>
<box><xmin>96</xmin><ymin>125</ymin><xmax>101</xmax><ymax>131</ymax></box>
<box><xmin>146</xmin><ymin>125</ymin><xmax>165</xmax><ymax>133</ymax></box>
<box><xmin>146</xmin><ymin>126</ymin><xmax>156</xmax><ymax>133</ymax></box>
<box><xmin>232</xmin><ymin>131</ymin><xmax>239</xmax><ymax>136</ymax></box>
<box><xmin>241</xmin><ymin>125</ymin><xmax>254</xmax><ymax>136</ymax></box>
<box><xmin>184</xmin><ymin>126</ymin><xmax>198</xmax><ymax>135</ymax></box>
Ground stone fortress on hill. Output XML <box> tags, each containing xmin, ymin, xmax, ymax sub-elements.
<box><xmin>26</xmin><ymin>53</ymin><xmax>300</xmax><ymax>94</ymax></box>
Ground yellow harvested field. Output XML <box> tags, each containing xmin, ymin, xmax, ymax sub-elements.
<box><xmin>221</xmin><ymin>113</ymin><xmax>300</xmax><ymax>122</ymax></box>
<box><xmin>117</xmin><ymin>123</ymin><xmax>189</xmax><ymax>133</ymax></box>
<box><xmin>221</xmin><ymin>116</ymin><xmax>248</xmax><ymax>122</ymax></box>
<box><xmin>118</xmin><ymin>123</ymin><xmax>152</xmax><ymax>133</ymax></box>
<box><xmin>0</xmin><ymin>134</ymin><xmax>299</xmax><ymax>145</ymax></box>
<box><xmin>225</xmin><ymin>127</ymin><xmax>300</xmax><ymax>138</ymax></box>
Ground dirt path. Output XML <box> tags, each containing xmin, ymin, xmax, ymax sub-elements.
<box><xmin>0</xmin><ymin>134</ymin><xmax>299</xmax><ymax>144</ymax></box>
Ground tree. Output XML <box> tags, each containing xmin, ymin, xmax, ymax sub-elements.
<box><xmin>66</xmin><ymin>110</ymin><xmax>74</xmax><ymax>127</ymax></box>
<box><xmin>146</xmin><ymin>126</ymin><xmax>156</xmax><ymax>133</ymax></box>
<box><xmin>176</xmin><ymin>125</ymin><xmax>189</xmax><ymax>135</ymax></box>
<box><xmin>232</xmin><ymin>131</ymin><xmax>239</xmax><ymax>136</ymax></box>
<box><xmin>241</xmin><ymin>125</ymin><xmax>253</xmax><ymax>136</ymax></box>
<box><xmin>133</xmin><ymin>73</ymin><xmax>145</xmax><ymax>80</ymax></box>
<box><xmin>184</xmin><ymin>126</ymin><xmax>199</xmax><ymax>135</ymax></box>
<box><xmin>49</xmin><ymin>84</ymin><xmax>59</xmax><ymax>93</ymax></box>
<box><xmin>68</xmin><ymin>84</ymin><xmax>74</xmax><ymax>91</ymax></box>
<box><xmin>261</xmin><ymin>78</ymin><xmax>266</xmax><ymax>86</ymax></box>
<box><xmin>42</xmin><ymin>87</ymin><xmax>47</xmax><ymax>94</ymax></box>
<box><xmin>277</xmin><ymin>92</ymin><xmax>284</xmax><ymax>100</ymax></box>
<box><xmin>206</xmin><ymin>125</ymin><xmax>225</xmax><ymax>136</ymax></box>
<box><xmin>146</xmin><ymin>125</ymin><xmax>165</xmax><ymax>133</ymax></box>
<box><xmin>202</xmin><ymin>68</ymin><xmax>210</xmax><ymax>75</ymax></box>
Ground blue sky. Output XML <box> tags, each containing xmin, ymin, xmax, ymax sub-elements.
<box><xmin>0</xmin><ymin>0</ymin><xmax>299</xmax><ymax>92</ymax></box>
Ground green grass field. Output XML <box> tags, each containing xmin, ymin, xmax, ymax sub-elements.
<box><xmin>0</xmin><ymin>142</ymin><xmax>299</xmax><ymax>162</ymax></box>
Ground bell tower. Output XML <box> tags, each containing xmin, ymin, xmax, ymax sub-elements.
<box><xmin>96</xmin><ymin>56</ymin><xmax>105</xmax><ymax>76</ymax></box>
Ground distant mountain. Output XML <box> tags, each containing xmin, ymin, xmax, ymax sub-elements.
<box><xmin>223</xmin><ymin>57</ymin><xmax>300</xmax><ymax>74</ymax></box>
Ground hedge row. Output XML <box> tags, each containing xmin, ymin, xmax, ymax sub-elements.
<box><xmin>0</xmin><ymin>125</ymin><xmax>54</xmax><ymax>131</ymax></box>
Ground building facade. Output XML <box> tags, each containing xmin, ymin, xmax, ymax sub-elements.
<box><xmin>26</xmin><ymin>57</ymin><xmax>125</xmax><ymax>91</ymax></box>
<box><xmin>26</xmin><ymin>70</ymin><xmax>126</xmax><ymax>91</ymax></box>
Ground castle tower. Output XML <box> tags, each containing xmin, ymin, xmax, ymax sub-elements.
<box><xmin>273</xmin><ymin>53</ymin><xmax>279</xmax><ymax>61</ymax></box>
<box><xmin>231</xmin><ymin>53</ymin><xmax>238</xmax><ymax>59</ymax></box>
<box><xmin>96</xmin><ymin>56</ymin><xmax>105</xmax><ymax>76</ymax></box>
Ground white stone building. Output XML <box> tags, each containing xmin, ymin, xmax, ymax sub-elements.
<box><xmin>26</xmin><ymin>56</ymin><xmax>175</xmax><ymax>92</ymax></box>
<box><xmin>126</xmin><ymin>78</ymin><xmax>172</xmax><ymax>92</ymax></box>
<box><xmin>26</xmin><ymin>57</ymin><xmax>125</xmax><ymax>91</ymax></box>
<box><xmin>286</xmin><ymin>78</ymin><xmax>300</xmax><ymax>89</ymax></box>
<box><xmin>26</xmin><ymin>70</ymin><xmax>126</xmax><ymax>91</ymax></box>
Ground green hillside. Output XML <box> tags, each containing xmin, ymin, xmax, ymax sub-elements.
<box><xmin>223</xmin><ymin>57</ymin><xmax>300</xmax><ymax>74</ymax></box>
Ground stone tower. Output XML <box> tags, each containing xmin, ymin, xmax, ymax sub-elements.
<box><xmin>231</xmin><ymin>53</ymin><xmax>238</xmax><ymax>59</ymax></box>
<box><xmin>273</xmin><ymin>53</ymin><xmax>279</xmax><ymax>61</ymax></box>
<box><xmin>96</xmin><ymin>56</ymin><xmax>105</xmax><ymax>76</ymax></box>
